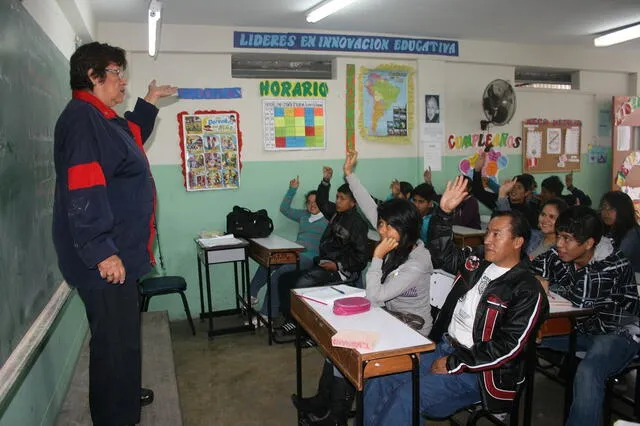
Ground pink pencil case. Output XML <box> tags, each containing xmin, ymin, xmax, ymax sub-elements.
<box><xmin>333</xmin><ymin>297</ymin><xmax>371</xmax><ymax>315</ymax></box>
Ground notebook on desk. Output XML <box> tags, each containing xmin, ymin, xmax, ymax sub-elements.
<box><xmin>548</xmin><ymin>291</ymin><xmax>573</xmax><ymax>308</ymax></box>
<box><xmin>296</xmin><ymin>285</ymin><xmax>366</xmax><ymax>308</ymax></box>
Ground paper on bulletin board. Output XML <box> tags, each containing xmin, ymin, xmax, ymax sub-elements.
<box><xmin>526</xmin><ymin>129</ymin><xmax>542</xmax><ymax>158</ymax></box>
<box><xmin>617</xmin><ymin>126</ymin><xmax>632</xmax><ymax>151</ymax></box>
<box><xmin>564</xmin><ymin>127</ymin><xmax>580</xmax><ymax>155</ymax></box>
<box><xmin>598</xmin><ymin>102</ymin><xmax>612</xmax><ymax>138</ymax></box>
<box><xmin>547</xmin><ymin>128</ymin><xmax>562</xmax><ymax>154</ymax></box>
<box><xmin>421</xmin><ymin>123</ymin><xmax>443</xmax><ymax>171</ymax></box>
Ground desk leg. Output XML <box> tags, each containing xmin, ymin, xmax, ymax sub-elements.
<box><xmin>523</xmin><ymin>348</ymin><xmax>535</xmax><ymax>426</ymax></box>
<box><xmin>295</xmin><ymin>321</ymin><xmax>302</xmax><ymax>424</ymax></box>
<box><xmin>197</xmin><ymin>252</ymin><xmax>204</xmax><ymax>322</ymax></box>
<box><xmin>356</xmin><ymin>363</ymin><xmax>367</xmax><ymax>426</ymax></box>
<box><xmin>205</xmin><ymin>262</ymin><xmax>214</xmax><ymax>339</ymax></box>
<box><xmin>234</xmin><ymin>261</ymin><xmax>240</xmax><ymax>310</ymax></box>
<box><xmin>244</xmin><ymin>258</ymin><xmax>252</xmax><ymax>329</ymax></box>
<box><xmin>266</xmin><ymin>265</ymin><xmax>273</xmax><ymax>346</ymax></box>
<box><xmin>411</xmin><ymin>353</ymin><xmax>420</xmax><ymax>426</ymax></box>
<box><xmin>564</xmin><ymin>319</ymin><xmax>577</xmax><ymax>422</ymax></box>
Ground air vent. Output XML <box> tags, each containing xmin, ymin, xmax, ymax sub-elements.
<box><xmin>232</xmin><ymin>54</ymin><xmax>334</xmax><ymax>79</ymax></box>
<box><xmin>515</xmin><ymin>67</ymin><xmax>576</xmax><ymax>90</ymax></box>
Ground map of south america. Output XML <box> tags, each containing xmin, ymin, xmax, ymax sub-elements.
<box><xmin>365</xmin><ymin>73</ymin><xmax>400</xmax><ymax>133</ymax></box>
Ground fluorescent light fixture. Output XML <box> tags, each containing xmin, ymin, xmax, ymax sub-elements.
<box><xmin>306</xmin><ymin>0</ymin><xmax>357</xmax><ymax>23</ymax></box>
<box><xmin>148</xmin><ymin>0</ymin><xmax>162</xmax><ymax>57</ymax></box>
<box><xmin>594</xmin><ymin>23</ymin><xmax>640</xmax><ymax>47</ymax></box>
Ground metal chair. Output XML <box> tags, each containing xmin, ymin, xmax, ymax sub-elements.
<box><xmin>604</xmin><ymin>357</ymin><xmax>640</xmax><ymax>424</ymax></box>
<box><xmin>139</xmin><ymin>275</ymin><xmax>196</xmax><ymax>336</ymax></box>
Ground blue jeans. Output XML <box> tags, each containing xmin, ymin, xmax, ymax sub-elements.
<box><xmin>541</xmin><ymin>333</ymin><xmax>640</xmax><ymax>426</ymax></box>
<box><xmin>364</xmin><ymin>337</ymin><xmax>481</xmax><ymax>426</ymax></box>
<box><xmin>249</xmin><ymin>256</ymin><xmax>313</xmax><ymax>317</ymax></box>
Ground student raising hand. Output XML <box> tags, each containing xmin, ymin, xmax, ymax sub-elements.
<box><xmin>373</xmin><ymin>237</ymin><xmax>399</xmax><ymax>259</ymax></box>
<box><xmin>289</xmin><ymin>176</ymin><xmax>300</xmax><ymax>188</ymax></box>
<box><xmin>343</xmin><ymin>151</ymin><xmax>358</xmax><ymax>176</ymax></box>
<box><xmin>424</xmin><ymin>167</ymin><xmax>432</xmax><ymax>184</ymax></box>
<box><xmin>499</xmin><ymin>178</ymin><xmax>517</xmax><ymax>198</ymax></box>
<box><xmin>439</xmin><ymin>176</ymin><xmax>469</xmax><ymax>213</ymax></box>
<box><xmin>322</xmin><ymin>166</ymin><xmax>333</xmax><ymax>182</ymax></box>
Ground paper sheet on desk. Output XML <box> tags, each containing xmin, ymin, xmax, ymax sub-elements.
<box><xmin>198</xmin><ymin>235</ymin><xmax>243</xmax><ymax>247</ymax></box>
<box><xmin>548</xmin><ymin>291</ymin><xmax>573</xmax><ymax>308</ymax></box>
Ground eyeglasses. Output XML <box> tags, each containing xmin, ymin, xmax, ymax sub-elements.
<box><xmin>105</xmin><ymin>68</ymin><xmax>126</xmax><ymax>80</ymax></box>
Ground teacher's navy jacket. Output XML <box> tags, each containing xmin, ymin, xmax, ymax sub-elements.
<box><xmin>52</xmin><ymin>91</ymin><xmax>158</xmax><ymax>288</ymax></box>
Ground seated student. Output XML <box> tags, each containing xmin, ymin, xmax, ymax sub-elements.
<box><xmin>276</xmin><ymin>166</ymin><xmax>369</xmax><ymax>333</ymax></box>
<box><xmin>424</xmin><ymin>167</ymin><xmax>481</xmax><ymax>229</ymax></box>
<box><xmin>249</xmin><ymin>177</ymin><xmax>328</xmax><ymax>318</ymax></box>
<box><xmin>600</xmin><ymin>191</ymin><xmax>640</xmax><ymax>275</ymax></box>
<box><xmin>527</xmin><ymin>198</ymin><xmax>568</xmax><ymax>259</ymax></box>
<box><xmin>371</xmin><ymin>179</ymin><xmax>413</xmax><ymax>207</ymax></box>
<box><xmin>409</xmin><ymin>183</ymin><xmax>437</xmax><ymax>245</ymax></box>
<box><xmin>294</xmin><ymin>152</ymin><xmax>433</xmax><ymax>426</ymax></box>
<box><xmin>471</xmin><ymin>154</ymin><xmax>538</xmax><ymax>226</ymax></box>
<box><xmin>364</xmin><ymin>177</ymin><xmax>548</xmax><ymax>426</ymax></box>
<box><xmin>490</xmin><ymin>175</ymin><xmax>540</xmax><ymax>229</ymax></box>
<box><xmin>531</xmin><ymin>206</ymin><xmax>639</xmax><ymax>426</ymax></box>
<box><xmin>539</xmin><ymin>173</ymin><xmax>592</xmax><ymax>206</ymax></box>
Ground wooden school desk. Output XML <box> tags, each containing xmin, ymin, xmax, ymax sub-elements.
<box><xmin>194</xmin><ymin>237</ymin><xmax>253</xmax><ymax>339</ymax></box>
<box><xmin>291</xmin><ymin>289</ymin><xmax>435</xmax><ymax>426</ymax></box>
<box><xmin>452</xmin><ymin>225</ymin><xmax>486</xmax><ymax>248</ymax></box>
<box><xmin>248</xmin><ymin>234</ymin><xmax>305</xmax><ymax>345</ymax></box>
<box><xmin>527</xmin><ymin>300</ymin><xmax>594</xmax><ymax>425</ymax></box>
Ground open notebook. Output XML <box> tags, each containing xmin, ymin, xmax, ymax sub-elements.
<box><xmin>296</xmin><ymin>285</ymin><xmax>366</xmax><ymax>308</ymax></box>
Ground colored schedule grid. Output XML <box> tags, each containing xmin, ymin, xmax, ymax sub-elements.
<box><xmin>263</xmin><ymin>99</ymin><xmax>326</xmax><ymax>151</ymax></box>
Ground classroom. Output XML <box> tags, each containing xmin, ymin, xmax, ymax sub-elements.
<box><xmin>1</xmin><ymin>0</ymin><xmax>639</xmax><ymax>425</ymax></box>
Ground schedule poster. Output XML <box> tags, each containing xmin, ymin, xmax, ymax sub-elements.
<box><xmin>263</xmin><ymin>99</ymin><xmax>326</xmax><ymax>151</ymax></box>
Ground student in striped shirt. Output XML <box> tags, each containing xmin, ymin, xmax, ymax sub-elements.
<box><xmin>532</xmin><ymin>206</ymin><xmax>639</xmax><ymax>426</ymax></box>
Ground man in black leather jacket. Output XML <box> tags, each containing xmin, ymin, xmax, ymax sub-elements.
<box><xmin>364</xmin><ymin>176</ymin><xmax>548</xmax><ymax>425</ymax></box>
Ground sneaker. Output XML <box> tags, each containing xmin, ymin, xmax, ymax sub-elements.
<box><xmin>251</xmin><ymin>313</ymin><xmax>269</xmax><ymax>327</ymax></box>
<box><xmin>279</xmin><ymin>320</ymin><xmax>297</xmax><ymax>335</ymax></box>
<box><xmin>250</xmin><ymin>296</ymin><xmax>258</xmax><ymax>308</ymax></box>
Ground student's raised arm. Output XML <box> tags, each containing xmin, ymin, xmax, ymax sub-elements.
<box><xmin>279</xmin><ymin>176</ymin><xmax>306</xmax><ymax>222</ymax></box>
<box><xmin>317</xmin><ymin>166</ymin><xmax>336</xmax><ymax>219</ymax></box>
<box><xmin>428</xmin><ymin>176</ymin><xmax>471</xmax><ymax>274</ymax></box>
<box><xmin>343</xmin><ymin>151</ymin><xmax>378</xmax><ymax>227</ymax></box>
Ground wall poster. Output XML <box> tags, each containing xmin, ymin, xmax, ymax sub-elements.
<box><xmin>359</xmin><ymin>64</ymin><xmax>415</xmax><ymax>143</ymax></box>
<box><xmin>178</xmin><ymin>110</ymin><xmax>242</xmax><ymax>191</ymax></box>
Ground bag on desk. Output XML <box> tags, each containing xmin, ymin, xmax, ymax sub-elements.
<box><xmin>226</xmin><ymin>206</ymin><xmax>274</xmax><ymax>238</ymax></box>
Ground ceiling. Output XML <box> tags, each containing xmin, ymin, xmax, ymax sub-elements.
<box><xmin>90</xmin><ymin>0</ymin><xmax>640</xmax><ymax>49</ymax></box>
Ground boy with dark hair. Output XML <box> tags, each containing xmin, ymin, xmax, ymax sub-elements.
<box><xmin>540</xmin><ymin>173</ymin><xmax>592</xmax><ymax>206</ymax></box>
<box><xmin>532</xmin><ymin>206</ymin><xmax>639</xmax><ymax>426</ymax></box>
<box><xmin>410</xmin><ymin>183</ymin><xmax>437</xmax><ymax>244</ymax></box>
<box><xmin>488</xmin><ymin>174</ymin><xmax>540</xmax><ymax>228</ymax></box>
<box><xmin>276</xmin><ymin>166</ymin><xmax>369</xmax><ymax>335</ymax></box>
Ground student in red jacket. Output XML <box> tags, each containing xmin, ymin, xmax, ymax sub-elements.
<box><xmin>52</xmin><ymin>42</ymin><xmax>176</xmax><ymax>426</ymax></box>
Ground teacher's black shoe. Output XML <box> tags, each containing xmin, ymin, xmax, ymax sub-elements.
<box><xmin>141</xmin><ymin>388</ymin><xmax>154</xmax><ymax>406</ymax></box>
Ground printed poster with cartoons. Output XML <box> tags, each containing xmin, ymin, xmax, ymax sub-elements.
<box><xmin>178</xmin><ymin>110</ymin><xmax>242</xmax><ymax>191</ymax></box>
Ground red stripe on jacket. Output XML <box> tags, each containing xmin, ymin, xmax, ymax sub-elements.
<box><xmin>68</xmin><ymin>162</ymin><xmax>106</xmax><ymax>190</ymax></box>
<box><xmin>127</xmin><ymin>121</ymin><xmax>157</xmax><ymax>265</ymax></box>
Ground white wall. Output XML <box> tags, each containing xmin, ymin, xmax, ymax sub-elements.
<box><xmin>100</xmin><ymin>23</ymin><xmax>636</xmax><ymax>169</ymax></box>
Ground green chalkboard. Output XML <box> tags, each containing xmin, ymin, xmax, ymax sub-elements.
<box><xmin>0</xmin><ymin>0</ymin><xmax>69</xmax><ymax>367</ymax></box>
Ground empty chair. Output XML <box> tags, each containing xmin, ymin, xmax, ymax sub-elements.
<box><xmin>139</xmin><ymin>276</ymin><xmax>196</xmax><ymax>336</ymax></box>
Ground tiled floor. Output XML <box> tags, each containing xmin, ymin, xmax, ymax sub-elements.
<box><xmin>169</xmin><ymin>317</ymin><xmax>585</xmax><ymax>426</ymax></box>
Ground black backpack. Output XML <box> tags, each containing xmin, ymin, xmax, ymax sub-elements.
<box><xmin>226</xmin><ymin>206</ymin><xmax>274</xmax><ymax>238</ymax></box>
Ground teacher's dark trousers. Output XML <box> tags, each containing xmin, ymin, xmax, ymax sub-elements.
<box><xmin>76</xmin><ymin>277</ymin><xmax>141</xmax><ymax>426</ymax></box>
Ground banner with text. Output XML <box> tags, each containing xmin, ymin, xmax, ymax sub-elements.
<box><xmin>234</xmin><ymin>31</ymin><xmax>459</xmax><ymax>57</ymax></box>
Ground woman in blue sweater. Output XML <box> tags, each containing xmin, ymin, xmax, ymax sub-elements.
<box><xmin>250</xmin><ymin>177</ymin><xmax>328</xmax><ymax>318</ymax></box>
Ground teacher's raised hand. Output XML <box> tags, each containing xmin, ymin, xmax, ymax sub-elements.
<box><xmin>144</xmin><ymin>80</ymin><xmax>178</xmax><ymax>105</ymax></box>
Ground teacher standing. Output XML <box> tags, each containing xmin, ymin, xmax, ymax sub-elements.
<box><xmin>52</xmin><ymin>42</ymin><xmax>176</xmax><ymax>426</ymax></box>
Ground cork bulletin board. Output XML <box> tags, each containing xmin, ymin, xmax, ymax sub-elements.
<box><xmin>522</xmin><ymin>119</ymin><xmax>582</xmax><ymax>173</ymax></box>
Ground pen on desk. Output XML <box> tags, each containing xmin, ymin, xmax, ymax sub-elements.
<box><xmin>330</xmin><ymin>286</ymin><xmax>345</xmax><ymax>295</ymax></box>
